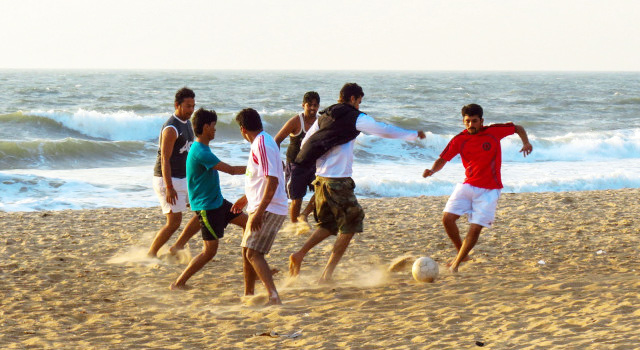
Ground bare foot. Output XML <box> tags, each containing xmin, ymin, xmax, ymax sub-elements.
<box><xmin>267</xmin><ymin>293</ymin><xmax>282</xmax><ymax>305</ymax></box>
<box><xmin>169</xmin><ymin>282</ymin><xmax>192</xmax><ymax>290</ymax></box>
<box><xmin>289</xmin><ymin>253</ymin><xmax>302</xmax><ymax>277</ymax></box>
<box><xmin>297</xmin><ymin>214</ymin><xmax>309</xmax><ymax>224</ymax></box>
<box><xmin>168</xmin><ymin>245</ymin><xmax>183</xmax><ymax>255</ymax></box>
<box><xmin>446</xmin><ymin>255</ymin><xmax>471</xmax><ymax>267</ymax></box>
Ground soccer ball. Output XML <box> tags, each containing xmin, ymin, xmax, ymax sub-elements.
<box><xmin>412</xmin><ymin>257</ymin><xmax>439</xmax><ymax>283</ymax></box>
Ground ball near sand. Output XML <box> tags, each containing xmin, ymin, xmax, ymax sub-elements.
<box><xmin>412</xmin><ymin>256</ymin><xmax>439</xmax><ymax>283</ymax></box>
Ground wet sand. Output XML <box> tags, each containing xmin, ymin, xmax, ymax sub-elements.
<box><xmin>1</xmin><ymin>189</ymin><xmax>639</xmax><ymax>349</ymax></box>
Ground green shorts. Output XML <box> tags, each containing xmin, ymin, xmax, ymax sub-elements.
<box><xmin>313</xmin><ymin>176</ymin><xmax>364</xmax><ymax>234</ymax></box>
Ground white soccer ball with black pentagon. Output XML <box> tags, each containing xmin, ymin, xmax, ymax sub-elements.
<box><xmin>412</xmin><ymin>256</ymin><xmax>439</xmax><ymax>283</ymax></box>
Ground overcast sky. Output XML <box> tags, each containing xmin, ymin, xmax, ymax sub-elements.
<box><xmin>1</xmin><ymin>0</ymin><xmax>639</xmax><ymax>71</ymax></box>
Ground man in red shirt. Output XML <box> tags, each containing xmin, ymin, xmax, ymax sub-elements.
<box><xmin>423</xmin><ymin>104</ymin><xmax>532</xmax><ymax>272</ymax></box>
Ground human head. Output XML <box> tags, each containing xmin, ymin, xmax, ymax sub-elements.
<box><xmin>461</xmin><ymin>104</ymin><xmax>484</xmax><ymax>134</ymax></box>
<box><xmin>303</xmin><ymin>91</ymin><xmax>320</xmax><ymax>105</ymax></box>
<box><xmin>338</xmin><ymin>83</ymin><xmax>364</xmax><ymax>105</ymax></box>
<box><xmin>302</xmin><ymin>91</ymin><xmax>320</xmax><ymax>117</ymax></box>
<box><xmin>235</xmin><ymin>108</ymin><xmax>263</xmax><ymax>132</ymax></box>
<box><xmin>174</xmin><ymin>87</ymin><xmax>196</xmax><ymax>120</ymax></box>
<box><xmin>461</xmin><ymin>103</ymin><xmax>483</xmax><ymax>119</ymax></box>
<box><xmin>191</xmin><ymin>108</ymin><xmax>218</xmax><ymax>136</ymax></box>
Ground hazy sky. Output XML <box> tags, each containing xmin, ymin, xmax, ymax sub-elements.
<box><xmin>1</xmin><ymin>0</ymin><xmax>639</xmax><ymax>71</ymax></box>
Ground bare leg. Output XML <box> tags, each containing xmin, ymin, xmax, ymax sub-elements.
<box><xmin>246</xmin><ymin>248</ymin><xmax>281</xmax><ymax>305</ymax></box>
<box><xmin>442</xmin><ymin>212</ymin><xmax>471</xmax><ymax>266</ymax></box>
<box><xmin>449</xmin><ymin>224</ymin><xmax>483</xmax><ymax>272</ymax></box>
<box><xmin>289</xmin><ymin>227</ymin><xmax>335</xmax><ymax>276</ymax></box>
<box><xmin>442</xmin><ymin>212</ymin><xmax>462</xmax><ymax>250</ymax></box>
<box><xmin>289</xmin><ymin>199</ymin><xmax>303</xmax><ymax>223</ymax></box>
<box><xmin>169</xmin><ymin>214</ymin><xmax>200</xmax><ymax>254</ymax></box>
<box><xmin>148</xmin><ymin>212</ymin><xmax>182</xmax><ymax>257</ymax></box>
<box><xmin>298</xmin><ymin>195</ymin><xmax>316</xmax><ymax>222</ymax></box>
<box><xmin>318</xmin><ymin>232</ymin><xmax>354</xmax><ymax>283</ymax></box>
<box><xmin>170</xmin><ymin>239</ymin><xmax>218</xmax><ymax>289</ymax></box>
<box><xmin>242</xmin><ymin>247</ymin><xmax>258</xmax><ymax>296</ymax></box>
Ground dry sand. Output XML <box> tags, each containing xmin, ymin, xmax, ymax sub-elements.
<box><xmin>1</xmin><ymin>189</ymin><xmax>639</xmax><ymax>349</ymax></box>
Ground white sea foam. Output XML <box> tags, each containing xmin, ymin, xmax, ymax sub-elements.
<box><xmin>29</xmin><ymin>109</ymin><xmax>168</xmax><ymax>141</ymax></box>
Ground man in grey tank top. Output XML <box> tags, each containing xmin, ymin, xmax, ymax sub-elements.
<box><xmin>148</xmin><ymin>87</ymin><xmax>200</xmax><ymax>258</ymax></box>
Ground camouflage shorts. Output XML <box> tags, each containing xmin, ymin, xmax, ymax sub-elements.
<box><xmin>313</xmin><ymin>176</ymin><xmax>364</xmax><ymax>234</ymax></box>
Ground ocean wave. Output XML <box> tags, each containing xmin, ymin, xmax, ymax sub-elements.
<box><xmin>0</xmin><ymin>138</ymin><xmax>154</xmax><ymax>170</ymax></box>
<box><xmin>28</xmin><ymin>109</ymin><xmax>168</xmax><ymax>141</ymax></box>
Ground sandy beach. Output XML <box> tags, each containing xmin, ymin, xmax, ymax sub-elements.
<box><xmin>1</xmin><ymin>189</ymin><xmax>639</xmax><ymax>349</ymax></box>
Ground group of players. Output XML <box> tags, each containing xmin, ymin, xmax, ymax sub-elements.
<box><xmin>146</xmin><ymin>83</ymin><xmax>532</xmax><ymax>305</ymax></box>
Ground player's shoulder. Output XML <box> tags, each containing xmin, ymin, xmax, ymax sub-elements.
<box><xmin>486</xmin><ymin>122</ymin><xmax>515</xmax><ymax>129</ymax></box>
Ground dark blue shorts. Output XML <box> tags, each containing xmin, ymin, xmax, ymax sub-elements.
<box><xmin>196</xmin><ymin>199</ymin><xmax>241</xmax><ymax>241</ymax></box>
<box><xmin>285</xmin><ymin>162</ymin><xmax>316</xmax><ymax>200</ymax></box>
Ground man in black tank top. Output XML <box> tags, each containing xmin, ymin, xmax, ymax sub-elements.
<box><xmin>148</xmin><ymin>87</ymin><xmax>201</xmax><ymax>258</ymax></box>
<box><xmin>274</xmin><ymin>92</ymin><xmax>320</xmax><ymax>229</ymax></box>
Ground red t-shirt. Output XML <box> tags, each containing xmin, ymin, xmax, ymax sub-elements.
<box><xmin>440</xmin><ymin>123</ymin><xmax>516</xmax><ymax>189</ymax></box>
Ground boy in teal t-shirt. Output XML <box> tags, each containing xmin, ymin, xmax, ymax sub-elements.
<box><xmin>170</xmin><ymin>108</ymin><xmax>247</xmax><ymax>290</ymax></box>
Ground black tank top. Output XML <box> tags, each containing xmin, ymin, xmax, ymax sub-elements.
<box><xmin>153</xmin><ymin>115</ymin><xmax>194</xmax><ymax>178</ymax></box>
<box><xmin>285</xmin><ymin>113</ymin><xmax>310</xmax><ymax>163</ymax></box>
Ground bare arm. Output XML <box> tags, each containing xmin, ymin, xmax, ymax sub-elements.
<box><xmin>213</xmin><ymin>161</ymin><xmax>246</xmax><ymax>175</ymax></box>
<box><xmin>274</xmin><ymin>116</ymin><xmax>301</xmax><ymax>147</ymax></box>
<box><xmin>247</xmin><ymin>175</ymin><xmax>279</xmax><ymax>231</ymax></box>
<box><xmin>231</xmin><ymin>195</ymin><xmax>248</xmax><ymax>214</ymax></box>
<box><xmin>422</xmin><ymin>157</ymin><xmax>447</xmax><ymax>178</ymax></box>
<box><xmin>160</xmin><ymin>127</ymin><xmax>178</xmax><ymax>205</ymax></box>
<box><xmin>514</xmin><ymin>124</ymin><xmax>533</xmax><ymax>157</ymax></box>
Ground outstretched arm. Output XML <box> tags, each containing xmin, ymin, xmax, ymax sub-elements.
<box><xmin>422</xmin><ymin>157</ymin><xmax>447</xmax><ymax>178</ymax></box>
<box><xmin>213</xmin><ymin>161</ymin><xmax>246</xmax><ymax>175</ymax></box>
<box><xmin>274</xmin><ymin>116</ymin><xmax>301</xmax><ymax>147</ymax></box>
<box><xmin>514</xmin><ymin>124</ymin><xmax>533</xmax><ymax>157</ymax></box>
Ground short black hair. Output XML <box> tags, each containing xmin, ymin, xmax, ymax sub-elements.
<box><xmin>175</xmin><ymin>87</ymin><xmax>195</xmax><ymax>105</ymax></box>
<box><xmin>235</xmin><ymin>108</ymin><xmax>263</xmax><ymax>132</ymax></box>
<box><xmin>303</xmin><ymin>91</ymin><xmax>320</xmax><ymax>104</ymax></box>
<box><xmin>461</xmin><ymin>104</ymin><xmax>483</xmax><ymax>119</ymax></box>
<box><xmin>191</xmin><ymin>108</ymin><xmax>218</xmax><ymax>135</ymax></box>
<box><xmin>338</xmin><ymin>83</ymin><xmax>364</xmax><ymax>104</ymax></box>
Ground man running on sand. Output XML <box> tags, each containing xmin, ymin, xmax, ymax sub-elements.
<box><xmin>289</xmin><ymin>83</ymin><xmax>426</xmax><ymax>283</ymax></box>
<box><xmin>232</xmin><ymin>108</ymin><xmax>288</xmax><ymax>305</ymax></box>
<box><xmin>422</xmin><ymin>103</ymin><xmax>532</xmax><ymax>272</ymax></box>
<box><xmin>170</xmin><ymin>108</ymin><xmax>247</xmax><ymax>290</ymax></box>
<box><xmin>149</xmin><ymin>87</ymin><xmax>200</xmax><ymax>258</ymax></box>
<box><xmin>274</xmin><ymin>91</ymin><xmax>320</xmax><ymax>228</ymax></box>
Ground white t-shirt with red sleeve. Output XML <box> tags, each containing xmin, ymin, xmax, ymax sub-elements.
<box><xmin>245</xmin><ymin>131</ymin><xmax>289</xmax><ymax>215</ymax></box>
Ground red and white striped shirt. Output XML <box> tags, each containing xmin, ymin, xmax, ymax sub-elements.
<box><xmin>245</xmin><ymin>131</ymin><xmax>288</xmax><ymax>215</ymax></box>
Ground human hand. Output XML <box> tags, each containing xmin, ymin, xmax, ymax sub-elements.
<box><xmin>165</xmin><ymin>187</ymin><xmax>178</xmax><ymax>205</ymax></box>
<box><xmin>520</xmin><ymin>142</ymin><xmax>533</xmax><ymax>157</ymax></box>
<box><xmin>248</xmin><ymin>211</ymin><xmax>264</xmax><ymax>232</ymax></box>
<box><xmin>422</xmin><ymin>169</ymin><xmax>435</xmax><ymax>178</ymax></box>
<box><xmin>417</xmin><ymin>130</ymin><xmax>426</xmax><ymax>139</ymax></box>
<box><xmin>231</xmin><ymin>196</ymin><xmax>248</xmax><ymax>213</ymax></box>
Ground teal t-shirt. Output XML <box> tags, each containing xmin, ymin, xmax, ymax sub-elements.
<box><xmin>186</xmin><ymin>141</ymin><xmax>223</xmax><ymax>211</ymax></box>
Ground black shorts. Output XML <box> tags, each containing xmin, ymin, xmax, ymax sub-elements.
<box><xmin>196</xmin><ymin>199</ymin><xmax>241</xmax><ymax>241</ymax></box>
<box><xmin>285</xmin><ymin>162</ymin><xmax>316</xmax><ymax>200</ymax></box>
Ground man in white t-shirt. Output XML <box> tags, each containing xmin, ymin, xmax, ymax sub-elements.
<box><xmin>289</xmin><ymin>83</ymin><xmax>426</xmax><ymax>283</ymax></box>
<box><xmin>232</xmin><ymin>108</ymin><xmax>288</xmax><ymax>305</ymax></box>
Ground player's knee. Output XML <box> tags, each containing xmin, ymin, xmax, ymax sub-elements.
<box><xmin>245</xmin><ymin>249</ymin><xmax>263</xmax><ymax>262</ymax></box>
<box><xmin>442</xmin><ymin>213</ymin><xmax>458</xmax><ymax>225</ymax></box>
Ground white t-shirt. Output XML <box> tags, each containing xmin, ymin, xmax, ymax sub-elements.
<box><xmin>245</xmin><ymin>131</ymin><xmax>289</xmax><ymax>215</ymax></box>
<box><xmin>302</xmin><ymin>113</ymin><xmax>420</xmax><ymax>178</ymax></box>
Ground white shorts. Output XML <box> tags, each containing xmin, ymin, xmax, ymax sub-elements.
<box><xmin>153</xmin><ymin>176</ymin><xmax>189</xmax><ymax>214</ymax></box>
<box><xmin>443</xmin><ymin>183</ymin><xmax>501</xmax><ymax>228</ymax></box>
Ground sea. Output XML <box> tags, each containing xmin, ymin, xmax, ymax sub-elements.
<box><xmin>1</xmin><ymin>70</ymin><xmax>639</xmax><ymax>212</ymax></box>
